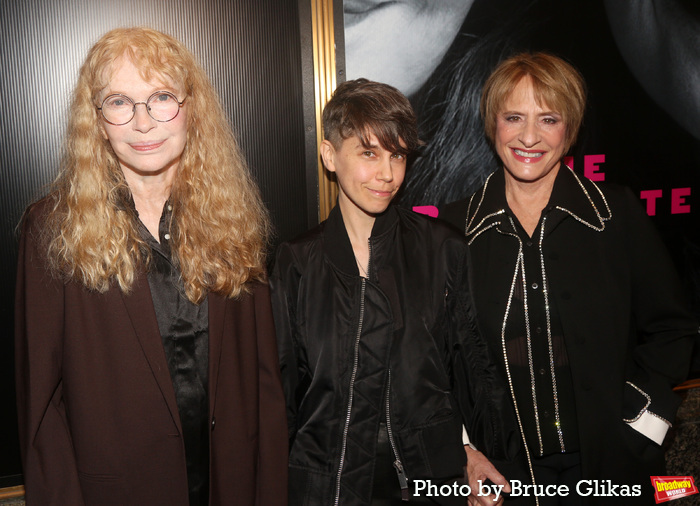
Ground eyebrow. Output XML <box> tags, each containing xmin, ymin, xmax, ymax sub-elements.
<box><xmin>355</xmin><ymin>141</ymin><xmax>380</xmax><ymax>150</ymax></box>
<box><xmin>501</xmin><ymin>109</ymin><xmax>562</xmax><ymax>116</ymax></box>
<box><xmin>102</xmin><ymin>85</ymin><xmax>181</xmax><ymax>98</ymax></box>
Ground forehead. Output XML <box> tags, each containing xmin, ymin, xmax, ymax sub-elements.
<box><xmin>101</xmin><ymin>56</ymin><xmax>179</xmax><ymax>97</ymax></box>
<box><xmin>343</xmin><ymin>129</ymin><xmax>407</xmax><ymax>151</ymax></box>
<box><xmin>501</xmin><ymin>76</ymin><xmax>555</xmax><ymax>112</ymax></box>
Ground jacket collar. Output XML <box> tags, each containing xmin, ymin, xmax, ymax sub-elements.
<box><xmin>466</xmin><ymin>165</ymin><xmax>611</xmax><ymax>240</ymax></box>
<box><xmin>322</xmin><ymin>203</ymin><xmax>400</xmax><ymax>276</ymax></box>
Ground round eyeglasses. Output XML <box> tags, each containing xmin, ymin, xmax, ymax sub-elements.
<box><xmin>97</xmin><ymin>91</ymin><xmax>187</xmax><ymax>125</ymax></box>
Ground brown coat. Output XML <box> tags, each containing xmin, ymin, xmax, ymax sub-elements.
<box><xmin>14</xmin><ymin>202</ymin><xmax>288</xmax><ymax>505</ymax></box>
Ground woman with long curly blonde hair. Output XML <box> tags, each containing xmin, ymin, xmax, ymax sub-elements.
<box><xmin>15</xmin><ymin>27</ymin><xmax>287</xmax><ymax>505</ymax></box>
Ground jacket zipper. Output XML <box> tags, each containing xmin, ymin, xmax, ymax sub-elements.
<box><xmin>385</xmin><ymin>370</ymin><xmax>409</xmax><ymax>501</ymax></box>
<box><xmin>334</xmin><ymin>277</ymin><xmax>367</xmax><ymax>506</ymax></box>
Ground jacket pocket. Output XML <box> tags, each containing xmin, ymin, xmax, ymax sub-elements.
<box><xmin>77</xmin><ymin>470</ymin><xmax>126</xmax><ymax>505</ymax></box>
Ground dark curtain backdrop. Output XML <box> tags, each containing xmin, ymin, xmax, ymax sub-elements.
<box><xmin>0</xmin><ymin>0</ymin><xmax>311</xmax><ymax>482</ymax></box>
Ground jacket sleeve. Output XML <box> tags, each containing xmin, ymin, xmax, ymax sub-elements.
<box><xmin>252</xmin><ymin>282</ymin><xmax>289</xmax><ymax>506</ymax></box>
<box><xmin>269</xmin><ymin>242</ymin><xmax>308</xmax><ymax>446</ymax></box>
<box><xmin>621</xmin><ymin>187</ymin><xmax>698</xmax><ymax>442</ymax></box>
<box><xmin>444</xmin><ymin>239</ymin><xmax>520</xmax><ymax>462</ymax></box>
<box><xmin>14</xmin><ymin>206</ymin><xmax>85</xmax><ymax>505</ymax></box>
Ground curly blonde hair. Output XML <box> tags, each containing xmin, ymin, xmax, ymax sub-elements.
<box><xmin>44</xmin><ymin>27</ymin><xmax>271</xmax><ymax>303</ymax></box>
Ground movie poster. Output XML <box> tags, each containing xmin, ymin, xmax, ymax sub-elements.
<box><xmin>344</xmin><ymin>0</ymin><xmax>700</xmax><ymax>351</ymax></box>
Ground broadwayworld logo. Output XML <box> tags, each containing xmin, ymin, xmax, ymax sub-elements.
<box><xmin>651</xmin><ymin>476</ymin><xmax>698</xmax><ymax>503</ymax></box>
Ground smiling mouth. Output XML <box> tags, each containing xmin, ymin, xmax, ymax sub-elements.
<box><xmin>130</xmin><ymin>141</ymin><xmax>165</xmax><ymax>152</ymax></box>
<box><xmin>512</xmin><ymin>148</ymin><xmax>544</xmax><ymax>158</ymax></box>
<box><xmin>368</xmin><ymin>188</ymin><xmax>395</xmax><ymax>196</ymax></box>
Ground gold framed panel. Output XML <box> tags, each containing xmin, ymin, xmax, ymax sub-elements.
<box><xmin>310</xmin><ymin>0</ymin><xmax>339</xmax><ymax>221</ymax></box>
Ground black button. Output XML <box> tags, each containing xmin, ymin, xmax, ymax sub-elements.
<box><xmin>211</xmin><ymin>417</ymin><xmax>216</xmax><ymax>431</ymax></box>
<box><xmin>539</xmin><ymin>368</ymin><xmax>546</xmax><ymax>375</ymax></box>
<box><xmin>543</xmin><ymin>410</ymin><xmax>550</xmax><ymax>418</ymax></box>
<box><xmin>526</xmin><ymin>241</ymin><xmax>533</xmax><ymax>247</ymax></box>
<box><xmin>536</xmin><ymin>326</ymin><xmax>542</xmax><ymax>334</ymax></box>
<box><xmin>532</xmin><ymin>282</ymin><xmax>539</xmax><ymax>290</ymax></box>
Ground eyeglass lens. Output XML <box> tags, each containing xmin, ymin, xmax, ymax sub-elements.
<box><xmin>100</xmin><ymin>92</ymin><xmax>181</xmax><ymax>125</ymax></box>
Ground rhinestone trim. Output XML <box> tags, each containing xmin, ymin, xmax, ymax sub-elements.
<box><xmin>498</xmin><ymin>223</ymin><xmax>540</xmax><ymax>502</ymax></box>
<box><xmin>622</xmin><ymin>381</ymin><xmax>670</xmax><ymax>426</ymax></box>
<box><xmin>538</xmin><ymin>216</ymin><xmax>565</xmax><ymax>453</ymax></box>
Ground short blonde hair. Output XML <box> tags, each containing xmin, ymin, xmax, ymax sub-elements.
<box><xmin>45</xmin><ymin>27</ymin><xmax>270</xmax><ymax>303</ymax></box>
<box><xmin>481</xmin><ymin>52</ymin><xmax>586</xmax><ymax>153</ymax></box>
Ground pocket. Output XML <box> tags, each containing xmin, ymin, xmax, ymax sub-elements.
<box><xmin>77</xmin><ymin>470</ymin><xmax>126</xmax><ymax>505</ymax></box>
<box><xmin>77</xmin><ymin>470</ymin><xmax>121</xmax><ymax>482</ymax></box>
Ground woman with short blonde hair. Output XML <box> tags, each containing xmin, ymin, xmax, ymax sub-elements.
<box><xmin>442</xmin><ymin>52</ymin><xmax>695</xmax><ymax>504</ymax></box>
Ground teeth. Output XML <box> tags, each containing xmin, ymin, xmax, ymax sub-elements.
<box><xmin>514</xmin><ymin>149</ymin><xmax>543</xmax><ymax>158</ymax></box>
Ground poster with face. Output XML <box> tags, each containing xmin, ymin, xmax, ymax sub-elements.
<box><xmin>344</xmin><ymin>0</ymin><xmax>700</xmax><ymax>333</ymax></box>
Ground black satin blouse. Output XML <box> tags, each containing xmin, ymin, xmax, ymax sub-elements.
<box><xmin>139</xmin><ymin>201</ymin><xmax>210</xmax><ymax>506</ymax></box>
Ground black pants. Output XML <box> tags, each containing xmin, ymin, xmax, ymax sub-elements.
<box><xmin>529</xmin><ymin>452</ymin><xmax>583</xmax><ymax>506</ymax></box>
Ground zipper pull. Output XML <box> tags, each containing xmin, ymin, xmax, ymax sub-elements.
<box><xmin>393</xmin><ymin>459</ymin><xmax>410</xmax><ymax>501</ymax></box>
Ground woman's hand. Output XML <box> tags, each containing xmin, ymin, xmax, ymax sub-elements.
<box><xmin>464</xmin><ymin>445</ymin><xmax>510</xmax><ymax>505</ymax></box>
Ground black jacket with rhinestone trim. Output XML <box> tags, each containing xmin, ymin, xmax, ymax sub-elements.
<box><xmin>441</xmin><ymin>166</ymin><xmax>697</xmax><ymax>505</ymax></box>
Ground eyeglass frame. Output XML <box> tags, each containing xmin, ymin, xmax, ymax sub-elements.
<box><xmin>97</xmin><ymin>90</ymin><xmax>187</xmax><ymax>126</ymax></box>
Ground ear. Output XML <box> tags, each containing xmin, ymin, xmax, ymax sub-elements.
<box><xmin>320</xmin><ymin>139</ymin><xmax>337</xmax><ymax>173</ymax></box>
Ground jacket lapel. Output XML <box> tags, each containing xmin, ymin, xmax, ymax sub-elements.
<box><xmin>467</xmin><ymin>166</ymin><xmax>612</xmax><ymax>242</ymax></box>
<box><xmin>465</xmin><ymin>170</ymin><xmax>510</xmax><ymax>241</ymax></box>
<box><xmin>207</xmin><ymin>292</ymin><xmax>226</xmax><ymax>417</ymax></box>
<box><xmin>120</xmin><ymin>273</ymin><xmax>183</xmax><ymax>434</ymax></box>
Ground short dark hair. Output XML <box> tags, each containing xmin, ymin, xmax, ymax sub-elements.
<box><xmin>481</xmin><ymin>52</ymin><xmax>587</xmax><ymax>153</ymax></box>
<box><xmin>322</xmin><ymin>78</ymin><xmax>422</xmax><ymax>158</ymax></box>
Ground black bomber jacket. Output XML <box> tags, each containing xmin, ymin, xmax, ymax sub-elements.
<box><xmin>270</xmin><ymin>204</ymin><xmax>516</xmax><ymax>505</ymax></box>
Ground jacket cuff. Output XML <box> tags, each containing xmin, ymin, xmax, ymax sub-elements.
<box><xmin>626</xmin><ymin>410</ymin><xmax>671</xmax><ymax>445</ymax></box>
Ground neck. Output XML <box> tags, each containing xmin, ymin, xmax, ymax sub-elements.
<box><xmin>123</xmin><ymin>169</ymin><xmax>175</xmax><ymax>242</ymax></box>
<box><xmin>337</xmin><ymin>197</ymin><xmax>376</xmax><ymax>276</ymax></box>
<box><xmin>504</xmin><ymin>164</ymin><xmax>559</xmax><ymax>237</ymax></box>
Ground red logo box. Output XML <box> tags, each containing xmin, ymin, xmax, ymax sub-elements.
<box><xmin>650</xmin><ymin>476</ymin><xmax>698</xmax><ymax>503</ymax></box>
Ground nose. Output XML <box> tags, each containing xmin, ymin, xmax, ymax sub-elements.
<box><xmin>376</xmin><ymin>156</ymin><xmax>394</xmax><ymax>182</ymax></box>
<box><xmin>518</xmin><ymin>119</ymin><xmax>539</xmax><ymax>148</ymax></box>
<box><xmin>132</xmin><ymin>102</ymin><xmax>156</xmax><ymax>132</ymax></box>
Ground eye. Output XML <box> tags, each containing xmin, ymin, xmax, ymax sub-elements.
<box><xmin>105</xmin><ymin>95</ymin><xmax>130</xmax><ymax>108</ymax></box>
<box><xmin>391</xmin><ymin>153</ymin><xmax>405</xmax><ymax>161</ymax></box>
<box><xmin>155</xmin><ymin>92</ymin><xmax>174</xmax><ymax>103</ymax></box>
<box><xmin>542</xmin><ymin>117</ymin><xmax>559</xmax><ymax>125</ymax></box>
<box><xmin>504</xmin><ymin>114</ymin><xmax>521</xmax><ymax>122</ymax></box>
<box><xmin>362</xmin><ymin>150</ymin><xmax>375</xmax><ymax>157</ymax></box>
